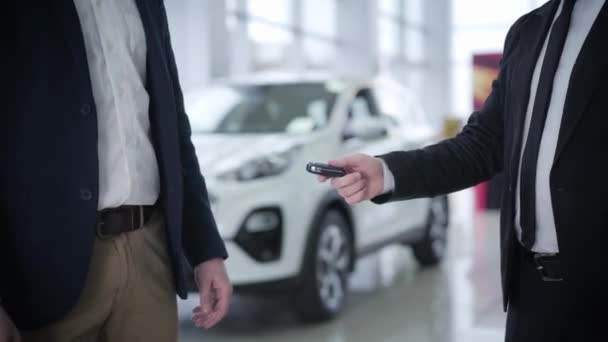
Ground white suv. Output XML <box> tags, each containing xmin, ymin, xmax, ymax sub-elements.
<box><xmin>184</xmin><ymin>75</ymin><xmax>450</xmax><ymax>322</ymax></box>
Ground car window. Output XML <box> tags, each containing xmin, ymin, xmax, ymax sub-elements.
<box><xmin>185</xmin><ymin>83</ymin><xmax>338</xmax><ymax>134</ymax></box>
<box><xmin>373</xmin><ymin>84</ymin><xmax>426</xmax><ymax>127</ymax></box>
<box><xmin>343</xmin><ymin>88</ymin><xmax>389</xmax><ymax>141</ymax></box>
<box><xmin>348</xmin><ymin>88</ymin><xmax>381</xmax><ymax>122</ymax></box>
<box><xmin>351</xmin><ymin>97</ymin><xmax>373</xmax><ymax>121</ymax></box>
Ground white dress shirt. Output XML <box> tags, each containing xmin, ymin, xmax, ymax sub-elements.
<box><xmin>73</xmin><ymin>0</ymin><xmax>160</xmax><ymax>210</ymax></box>
<box><xmin>514</xmin><ymin>0</ymin><xmax>604</xmax><ymax>253</ymax></box>
<box><xmin>382</xmin><ymin>0</ymin><xmax>605</xmax><ymax>253</ymax></box>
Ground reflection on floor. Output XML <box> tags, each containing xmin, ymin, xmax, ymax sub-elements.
<box><xmin>179</xmin><ymin>196</ymin><xmax>506</xmax><ymax>342</ymax></box>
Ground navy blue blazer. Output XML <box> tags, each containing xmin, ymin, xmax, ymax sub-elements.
<box><xmin>373</xmin><ymin>0</ymin><xmax>608</xmax><ymax>313</ymax></box>
<box><xmin>2</xmin><ymin>0</ymin><xmax>227</xmax><ymax>330</ymax></box>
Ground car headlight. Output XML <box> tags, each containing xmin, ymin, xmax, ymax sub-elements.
<box><xmin>217</xmin><ymin>147</ymin><xmax>298</xmax><ymax>182</ymax></box>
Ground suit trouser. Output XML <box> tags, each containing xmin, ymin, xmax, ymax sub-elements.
<box><xmin>504</xmin><ymin>245</ymin><xmax>605</xmax><ymax>342</ymax></box>
<box><xmin>21</xmin><ymin>210</ymin><xmax>178</xmax><ymax>342</ymax></box>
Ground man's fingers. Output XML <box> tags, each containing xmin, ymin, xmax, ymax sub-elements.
<box><xmin>201</xmin><ymin>316</ymin><xmax>220</xmax><ymax>329</ymax></box>
<box><xmin>215</xmin><ymin>281</ymin><xmax>231</xmax><ymax>318</ymax></box>
<box><xmin>194</xmin><ymin>311</ymin><xmax>220</xmax><ymax>329</ymax></box>
<box><xmin>192</xmin><ymin>306</ymin><xmax>211</xmax><ymax>322</ymax></box>
<box><xmin>192</xmin><ymin>306</ymin><xmax>212</xmax><ymax>316</ymax></box>
<box><xmin>318</xmin><ymin>175</ymin><xmax>328</xmax><ymax>182</ymax></box>
<box><xmin>209</xmin><ymin>279</ymin><xmax>231</xmax><ymax>320</ymax></box>
<box><xmin>194</xmin><ymin>279</ymin><xmax>231</xmax><ymax>329</ymax></box>
<box><xmin>346</xmin><ymin>188</ymin><xmax>368</xmax><ymax>205</ymax></box>
<box><xmin>328</xmin><ymin>155</ymin><xmax>361</xmax><ymax>169</ymax></box>
<box><xmin>338</xmin><ymin>179</ymin><xmax>367</xmax><ymax>198</ymax></box>
<box><xmin>192</xmin><ymin>259</ymin><xmax>232</xmax><ymax>330</ymax></box>
<box><xmin>199</xmin><ymin>279</ymin><xmax>213</xmax><ymax>314</ymax></box>
<box><xmin>331</xmin><ymin>172</ymin><xmax>362</xmax><ymax>189</ymax></box>
<box><xmin>192</xmin><ymin>312</ymin><xmax>211</xmax><ymax>322</ymax></box>
<box><xmin>192</xmin><ymin>309</ymin><xmax>215</xmax><ymax>328</ymax></box>
<box><xmin>194</xmin><ymin>317</ymin><xmax>210</xmax><ymax>329</ymax></box>
<box><xmin>193</xmin><ymin>313</ymin><xmax>214</xmax><ymax>327</ymax></box>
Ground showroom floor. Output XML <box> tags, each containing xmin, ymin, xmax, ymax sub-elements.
<box><xmin>178</xmin><ymin>194</ymin><xmax>506</xmax><ymax>342</ymax></box>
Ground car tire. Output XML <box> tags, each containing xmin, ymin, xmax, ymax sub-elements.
<box><xmin>412</xmin><ymin>196</ymin><xmax>449</xmax><ymax>267</ymax></box>
<box><xmin>294</xmin><ymin>210</ymin><xmax>353</xmax><ymax>322</ymax></box>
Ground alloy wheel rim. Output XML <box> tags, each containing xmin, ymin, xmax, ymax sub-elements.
<box><xmin>316</xmin><ymin>223</ymin><xmax>349</xmax><ymax>312</ymax></box>
<box><xmin>429</xmin><ymin>198</ymin><xmax>448</xmax><ymax>257</ymax></box>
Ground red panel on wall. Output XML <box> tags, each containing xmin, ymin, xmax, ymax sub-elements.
<box><xmin>472</xmin><ymin>53</ymin><xmax>502</xmax><ymax>210</ymax></box>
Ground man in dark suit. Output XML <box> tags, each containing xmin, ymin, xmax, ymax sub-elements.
<box><xmin>321</xmin><ymin>0</ymin><xmax>607</xmax><ymax>341</ymax></box>
<box><xmin>2</xmin><ymin>1</ymin><xmax>231</xmax><ymax>341</ymax></box>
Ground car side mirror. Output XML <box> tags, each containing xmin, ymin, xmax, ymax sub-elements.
<box><xmin>380</xmin><ymin>113</ymin><xmax>399</xmax><ymax>127</ymax></box>
<box><xmin>343</xmin><ymin>118</ymin><xmax>388</xmax><ymax>141</ymax></box>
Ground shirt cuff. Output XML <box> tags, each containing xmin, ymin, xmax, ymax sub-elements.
<box><xmin>380</xmin><ymin>159</ymin><xmax>395</xmax><ymax>194</ymax></box>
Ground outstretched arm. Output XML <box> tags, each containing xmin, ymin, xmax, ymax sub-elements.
<box><xmin>320</xmin><ymin>14</ymin><xmax>527</xmax><ymax>204</ymax></box>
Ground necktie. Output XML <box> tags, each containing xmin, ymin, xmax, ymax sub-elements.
<box><xmin>519</xmin><ymin>0</ymin><xmax>577</xmax><ymax>249</ymax></box>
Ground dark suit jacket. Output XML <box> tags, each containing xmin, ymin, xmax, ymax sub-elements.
<box><xmin>2</xmin><ymin>0</ymin><xmax>227</xmax><ymax>329</ymax></box>
<box><xmin>375</xmin><ymin>0</ymin><xmax>608</xmax><ymax>310</ymax></box>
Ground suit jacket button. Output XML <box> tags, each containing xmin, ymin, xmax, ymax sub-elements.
<box><xmin>81</xmin><ymin>104</ymin><xmax>91</xmax><ymax>116</ymax></box>
<box><xmin>80</xmin><ymin>188</ymin><xmax>93</xmax><ymax>201</ymax></box>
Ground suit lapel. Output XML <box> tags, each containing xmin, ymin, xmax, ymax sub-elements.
<box><xmin>53</xmin><ymin>0</ymin><xmax>92</xmax><ymax>86</ymax></box>
<box><xmin>134</xmin><ymin>0</ymin><xmax>163</xmax><ymax>63</ymax></box>
<box><xmin>134</xmin><ymin>0</ymin><xmax>159</xmax><ymax>81</ymax></box>
<box><xmin>508</xmin><ymin>1</ymin><xmax>560</xmax><ymax>179</ymax></box>
<box><xmin>554</xmin><ymin>2</ymin><xmax>608</xmax><ymax>162</ymax></box>
<box><xmin>134</xmin><ymin>0</ymin><xmax>175</xmax><ymax>99</ymax></box>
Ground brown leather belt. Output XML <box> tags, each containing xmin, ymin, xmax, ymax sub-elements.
<box><xmin>96</xmin><ymin>205</ymin><xmax>156</xmax><ymax>239</ymax></box>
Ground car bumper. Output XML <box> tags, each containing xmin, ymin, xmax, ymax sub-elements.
<box><xmin>205</xmin><ymin>176</ymin><xmax>318</xmax><ymax>287</ymax></box>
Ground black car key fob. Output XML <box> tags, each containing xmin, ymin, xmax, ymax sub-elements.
<box><xmin>306</xmin><ymin>162</ymin><xmax>347</xmax><ymax>178</ymax></box>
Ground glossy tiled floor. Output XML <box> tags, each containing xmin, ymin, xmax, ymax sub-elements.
<box><xmin>178</xmin><ymin>192</ymin><xmax>506</xmax><ymax>342</ymax></box>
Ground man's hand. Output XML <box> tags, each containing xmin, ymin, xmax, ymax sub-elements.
<box><xmin>191</xmin><ymin>258</ymin><xmax>232</xmax><ymax>330</ymax></box>
<box><xmin>0</xmin><ymin>306</ymin><xmax>20</xmax><ymax>342</ymax></box>
<box><xmin>318</xmin><ymin>154</ymin><xmax>385</xmax><ymax>204</ymax></box>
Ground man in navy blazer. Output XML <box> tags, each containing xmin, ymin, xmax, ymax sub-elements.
<box><xmin>2</xmin><ymin>1</ymin><xmax>231</xmax><ymax>340</ymax></box>
<box><xmin>322</xmin><ymin>0</ymin><xmax>608</xmax><ymax>341</ymax></box>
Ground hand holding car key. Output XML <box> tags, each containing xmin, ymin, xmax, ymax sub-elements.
<box><xmin>308</xmin><ymin>155</ymin><xmax>386</xmax><ymax>205</ymax></box>
<box><xmin>306</xmin><ymin>162</ymin><xmax>347</xmax><ymax>178</ymax></box>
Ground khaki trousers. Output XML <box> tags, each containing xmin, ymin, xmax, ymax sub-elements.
<box><xmin>22</xmin><ymin>210</ymin><xmax>178</xmax><ymax>342</ymax></box>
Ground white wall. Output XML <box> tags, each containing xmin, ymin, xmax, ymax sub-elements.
<box><xmin>163</xmin><ymin>0</ymin><xmax>452</xmax><ymax>126</ymax></box>
<box><xmin>451</xmin><ymin>0</ymin><xmax>550</xmax><ymax>119</ymax></box>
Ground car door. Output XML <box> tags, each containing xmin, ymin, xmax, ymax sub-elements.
<box><xmin>339</xmin><ymin>88</ymin><xmax>407</xmax><ymax>249</ymax></box>
<box><xmin>372</xmin><ymin>82</ymin><xmax>433</xmax><ymax>234</ymax></box>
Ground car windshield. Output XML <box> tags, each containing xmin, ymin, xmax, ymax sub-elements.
<box><xmin>185</xmin><ymin>83</ymin><xmax>338</xmax><ymax>134</ymax></box>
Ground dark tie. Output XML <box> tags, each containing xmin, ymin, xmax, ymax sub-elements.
<box><xmin>519</xmin><ymin>0</ymin><xmax>577</xmax><ymax>249</ymax></box>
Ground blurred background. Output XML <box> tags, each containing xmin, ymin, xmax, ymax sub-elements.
<box><xmin>162</xmin><ymin>1</ymin><xmax>549</xmax><ymax>341</ymax></box>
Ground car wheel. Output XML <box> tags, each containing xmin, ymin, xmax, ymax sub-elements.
<box><xmin>294</xmin><ymin>210</ymin><xmax>353</xmax><ymax>322</ymax></box>
<box><xmin>412</xmin><ymin>196</ymin><xmax>449</xmax><ymax>267</ymax></box>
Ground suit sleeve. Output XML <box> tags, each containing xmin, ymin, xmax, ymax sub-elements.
<box><xmin>156</xmin><ymin>2</ymin><xmax>228</xmax><ymax>266</ymax></box>
<box><xmin>373</xmin><ymin>15</ymin><xmax>526</xmax><ymax>204</ymax></box>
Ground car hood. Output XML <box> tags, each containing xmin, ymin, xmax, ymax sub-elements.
<box><xmin>191</xmin><ymin>134</ymin><xmax>309</xmax><ymax>176</ymax></box>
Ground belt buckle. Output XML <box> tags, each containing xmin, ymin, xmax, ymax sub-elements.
<box><xmin>96</xmin><ymin>220</ymin><xmax>113</xmax><ymax>240</ymax></box>
<box><xmin>533</xmin><ymin>253</ymin><xmax>563</xmax><ymax>282</ymax></box>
